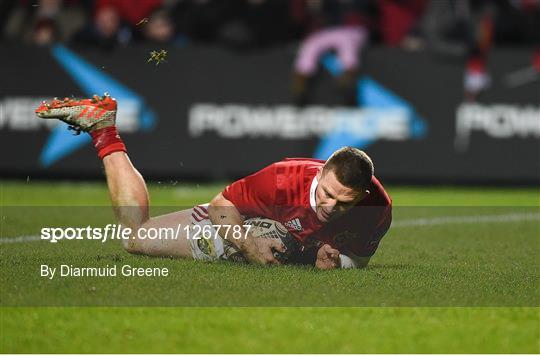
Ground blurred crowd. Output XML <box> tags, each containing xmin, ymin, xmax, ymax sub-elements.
<box><xmin>1</xmin><ymin>0</ymin><xmax>539</xmax><ymax>101</ymax></box>
<box><xmin>2</xmin><ymin>0</ymin><xmax>538</xmax><ymax>49</ymax></box>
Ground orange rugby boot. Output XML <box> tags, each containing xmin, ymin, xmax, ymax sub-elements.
<box><xmin>35</xmin><ymin>94</ymin><xmax>117</xmax><ymax>134</ymax></box>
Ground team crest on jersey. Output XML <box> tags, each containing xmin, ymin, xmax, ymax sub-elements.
<box><xmin>333</xmin><ymin>231</ymin><xmax>357</xmax><ymax>246</ymax></box>
<box><xmin>284</xmin><ymin>218</ymin><xmax>303</xmax><ymax>231</ymax></box>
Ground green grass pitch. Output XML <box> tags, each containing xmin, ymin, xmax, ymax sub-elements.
<box><xmin>0</xmin><ymin>181</ymin><xmax>539</xmax><ymax>353</ymax></box>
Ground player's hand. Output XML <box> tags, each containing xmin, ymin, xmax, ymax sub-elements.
<box><xmin>242</xmin><ymin>237</ymin><xmax>285</xmax><ymax>266</ymax></box>
<box><xmin>315</xmin><ymin>244</ymin><xmax>340</xmax><ymax>270</ymax></box>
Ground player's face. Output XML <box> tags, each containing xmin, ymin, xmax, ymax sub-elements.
<box><xmin>314</xmin><ymin>168</ymin><xmax>366</xmax><ymax>223</ymax></box>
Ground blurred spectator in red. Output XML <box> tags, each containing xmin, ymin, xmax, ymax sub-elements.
<box><xmin>72</xmin><ymin>0</ymin><xmax>162</xmax><ymax>49</ymax></box>
<box><xmin>72</xmin><ymin>5</ymin><xmax>126</xmax><ymax>49</ymax></box>
<box><xmin>377</xmin><ymin>0</ymin><xmax>428</xmax><ymax>49</ymax></box>
<box><xmin>95</xmin><ymin>0</ymin><xmax>162</xmax><ymax>27</ymax></box>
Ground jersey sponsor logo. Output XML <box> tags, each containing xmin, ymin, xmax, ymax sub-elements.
<box><xmin>333</xmin><ymin>231</ymin><xmax>358</xmax><ymax>247</ymax></box>
<box><xmin>284</xmin><ymin>218</ymin><xmax>303</xmax><ymax>232</ymax></box>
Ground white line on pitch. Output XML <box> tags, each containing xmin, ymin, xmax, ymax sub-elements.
<box><xmin>391</xmin><ymin>212</ymin><xmax>540</xmax><ymax>228</ymax></box>
<box><xmin>0</xmin><ymin>235</ymin><xmax>42</xmax><ymax>244</ymax></box>
<box><xmin>0</xmin><ymin>212</ymin><xmax>538</xmax><ymax>244</ymax></box>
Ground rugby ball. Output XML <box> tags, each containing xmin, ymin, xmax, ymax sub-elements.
<box><xmin>243</xmin><ymin>217</ymin><xmax>299</xmax><ymax>263</ymax></box>
<box><xmin>222</xmin><ymin>217</ymin><xmax>299</xmax><ymax>263</ymax></box>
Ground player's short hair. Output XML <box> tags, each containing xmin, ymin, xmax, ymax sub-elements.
<box><xmin>323</xmin><ymin>147</ymin><xmax>374</xmax><ymax>191</ymax></box>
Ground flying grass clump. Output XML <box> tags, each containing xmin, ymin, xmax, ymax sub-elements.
<box><xmin>148</xmin><ymin>50</ymin><xmax>167</xmax><ymax>66</ymax></box>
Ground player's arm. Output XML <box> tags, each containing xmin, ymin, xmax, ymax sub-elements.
<box><xmin>338</xmin><ymin>205</ymin><xmax>393</xmax><ymax>269</ymax></box>
<box><xmin>208</xmin><ymin>163</ymin><xmax>287</xmax><ymax>265</ymax></box>
<box><xmin>208</xmin><ymin>194</ymin><xmax>284</xmax><ymax>265</ymax></box>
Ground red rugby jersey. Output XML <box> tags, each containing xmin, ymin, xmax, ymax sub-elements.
<box><xmin>222</xmin><ymin>158</ymin><xmax>392</xmax><ymax>257</ymax></box>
